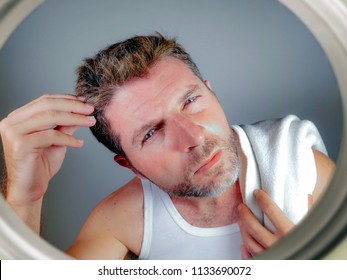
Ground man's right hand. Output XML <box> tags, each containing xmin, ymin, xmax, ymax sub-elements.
<box><xmin>0</xmin><ymin>94</ymin><xmax>95</xmax><ymax>230</ymax></box>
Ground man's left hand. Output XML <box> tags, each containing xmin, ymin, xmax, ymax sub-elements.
<box><xmin>238</xmin><ymin>189</ymin><xmax>294</xmax><ymax>259</ymax></box>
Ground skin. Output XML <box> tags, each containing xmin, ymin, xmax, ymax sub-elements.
<box><xmin>0</xmin><ymin>58</ymin><xmax>335</xmax><ymax>260</ymax></box>
<box><xmin>107</xmin><ymin>57</ymin><xmax>240</xmax><ymax>199</ymax></box>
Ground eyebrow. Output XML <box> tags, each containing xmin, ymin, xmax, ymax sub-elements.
<box><xmin>131</xmin><ymin>84</ymin><xmax>201</xmax><ymax>146</ymax></box>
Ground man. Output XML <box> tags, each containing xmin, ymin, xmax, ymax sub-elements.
<box><xmin>0</xmin><ymin>33</ymin><xmax>335</xmax><ymax>259</ymax></box>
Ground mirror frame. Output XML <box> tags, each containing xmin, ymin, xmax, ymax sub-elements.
<box><xmin>0</xmin><ymin>0</ymin><xmax>346</xmax><ymax>259</ymax></box>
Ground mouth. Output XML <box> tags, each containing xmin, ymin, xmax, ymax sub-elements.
<box><xmin>194</xmin><ymin>150</ymin><xmax>222</xmax><ymax>175</ymax></box>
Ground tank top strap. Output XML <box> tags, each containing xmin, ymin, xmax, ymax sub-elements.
<box><xmin>138</xmin><ymin>179</ymin><xmax>154</xmax><ymax>259</ymax></box>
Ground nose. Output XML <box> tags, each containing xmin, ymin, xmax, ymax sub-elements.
<box><xmin>169</xmin><ymin>115</ymin><xmax>205</xmax><ymax>152</ymax></box>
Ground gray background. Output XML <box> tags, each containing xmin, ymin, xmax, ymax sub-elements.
<box><xmin>0</xmin><ymin>0</ymin><xmax>343</xmax><ymax>251</ymax></box>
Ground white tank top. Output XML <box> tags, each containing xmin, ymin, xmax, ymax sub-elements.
<box><xmin>139</xmin><ymin>179</ymin><xmax>242</xmax><ymax>260</ymax></box>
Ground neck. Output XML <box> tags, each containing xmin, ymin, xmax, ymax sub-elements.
<box><xmin>170</xmin><ymin>179</ymin><xmax>242</xmax><ymax>227</ymax></box>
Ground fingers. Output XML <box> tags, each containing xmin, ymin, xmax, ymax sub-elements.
<box><xmin>1</xmin><ymin>93</ymin><xmax>95</xmax><ymax>135</ymax></box>
<box><xmin>7</xmin><ymin>94</ymin><xmax>87</xmax><ymax>120</ymax></box>
<box><xmin>0</xmin><ymin>94</ymin><xmax>95</xmax><ymax>153</ymax></box>
<box><xmin>254</xmin><ymin>190</ymin><xmax>294</xmax><ymax>236</ymax></box>
<box><xmin>238</xmin><ymin>189</ymin><xmax>296</xmax><ymax>258</ymax></box>
<box><xmin>56</xmin><ymin>125</ymin><xmax>79</xmax><ymax>136</ymax></box>
<box><xmin>24</xmin><ymin>129</ymin><xmax>84</xmax><ymax>149</ymax></box>
<box><xmin>240</xmin><ymin>244</ymin><xmax>253</xmax><ymax>260</ymax></box>
<box><xmin>239</xmin><ymin>219</ymin><xmax>265</xmax><ymax>258</ymax></box>
<box><xmin>5</xmin><ymin>94</ymin><xmax>93</xmax><ymax>126</ymax></box>
<box><xmin>13</xmin><ymin>111</ymin><xmax>95</xmax><ymax>135</ymax></box>
<box><xmin>239</xmin><ymin>203</ymin><xmax>277</xmax><ymax>248</ymax></box>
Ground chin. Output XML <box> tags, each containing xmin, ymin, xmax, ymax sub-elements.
<box><xmin>204</xmin><ymin>173</ymin><xmax>239</xmax><ymax>198</ymax></box>
<box><xmin>174</xmin><ymin>170</ymin><xmax>239</xmax><ymax>198</ymax></box>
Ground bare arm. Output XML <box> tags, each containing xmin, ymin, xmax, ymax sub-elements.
<box><xmin>65</xmin><ymin>177</ymin><xmax>144</xmax><ymax>260</ymax></box>
<box><xmin>66</xmin><ymin>229</ymin><xmax>129</xmax><ymax>260</ymax></box>
<box><xmin>0</xmin><ymin>94</ymin><xmax>95</xmax><ymax>233</ymax></box>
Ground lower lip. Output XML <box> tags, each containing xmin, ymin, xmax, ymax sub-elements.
<box><xmin>195</xmin><ymin>150</ymin><xmax>222</xmax><ymax>174</ymax></box>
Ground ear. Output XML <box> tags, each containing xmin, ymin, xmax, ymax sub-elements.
<box><xmin>204</xmin><ymin>80</ymin><xmax>213</xmax><ymax>91</ymax></box>
<box><xmin>114</xmin><ymin>155</ymin><xmax>132</xmax><ymax>169</ymax></box>
<box><xmin>114</xmin><ymin>155</ymin><xmax>146</xmax><ymax>179</ymax></box>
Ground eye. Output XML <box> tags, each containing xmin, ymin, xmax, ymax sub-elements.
<box><xmin>144</xmin><ymin>128</ymin><xmax>156</xmax><ymax>142</ymax></box>
<box><xmin>185</xmin><ymin>96</ymin><xmax>198</xmax><ymax>105</ymax></box>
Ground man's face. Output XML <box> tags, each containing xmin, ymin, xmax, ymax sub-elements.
<box><xmin>106</xmin><ymin>57</ymin><xmax>240</xmax><ymax>197</ymax></box>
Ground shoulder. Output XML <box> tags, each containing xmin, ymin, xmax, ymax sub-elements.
<box><xmin>312</xmin><ymin>149</ymin><xmax>335</xmax><ymax>204</ymax></box>
<box><xmin>67</xmin><ymin>177</ymin><xmax>144</xmax><ymax>259</ymax></box>
<box><xmin>100</xmin><ymin>176</ymin><xmax>144</xmax><ymax>213</ymax></box>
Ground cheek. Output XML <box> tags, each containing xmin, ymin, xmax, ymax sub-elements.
<box><xmin>201</xmin><ymin>111</ymin><xmax>230</xmax><ymax>137</ymax></box>
<box><xmin>199</xmin><ymin>102</ymin><xmax>230</xmax><ymax>136</ymax></box>
<box><xmin>204</xmin><ymin>122</ymin><xmax>226</xmax><ymax>136</ymax></box>
<box><xmin>129</xmin><ymin>149</ymin><xmax>183</xmax><ymax>175</ymax></box>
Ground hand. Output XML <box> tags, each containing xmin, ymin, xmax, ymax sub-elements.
<box><xmin>0</xmin><ymin>94</ymin><xmax>96</xmax><ymax>204</ymax></box>
<box><xmin>238</xmin><ymin>189</ymin><xmax>294</xmax><ymax>259</ymax></box>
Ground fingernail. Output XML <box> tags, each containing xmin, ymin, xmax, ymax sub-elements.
<box><xmin>77</xmin><ymin>96</ymin><xmax>86</xmax><ymax>101</ymax></box>
<box><xmin>254</xmin><ymin>189</ymin><xmax>260</xmax><ymax>197</ymax></box>
<box><xmin>87</xmin><ymin>116</ymin><xmax>96</xmax><ymax>122</ymax></box>
<box><xmin>85</xmin><ymin>103</ymin><xmax>94</xmax><ymax>110</ymax></box>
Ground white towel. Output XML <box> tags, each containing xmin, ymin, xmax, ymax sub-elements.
<box><xmin>232</xmin><ymin>115</ymin><xmax>327</xmax><ymax>232</ymax></box>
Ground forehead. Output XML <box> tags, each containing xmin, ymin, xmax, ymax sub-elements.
<box><xmin>105</xmin><ymin>58</ymin><xmax>202</xmax><ymax>141</ymax></box>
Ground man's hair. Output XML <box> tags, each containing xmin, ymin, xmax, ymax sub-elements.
<box><xmin>75</xmin><ymin>32</ymin><xmax>203</xmax><ymax>156</ymax></box>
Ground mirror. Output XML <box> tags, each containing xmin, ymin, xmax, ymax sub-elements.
<box><xmin>0</xmin><ymin>0</ymin><xmax>345</xmax><ymax>259</ymax></box>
